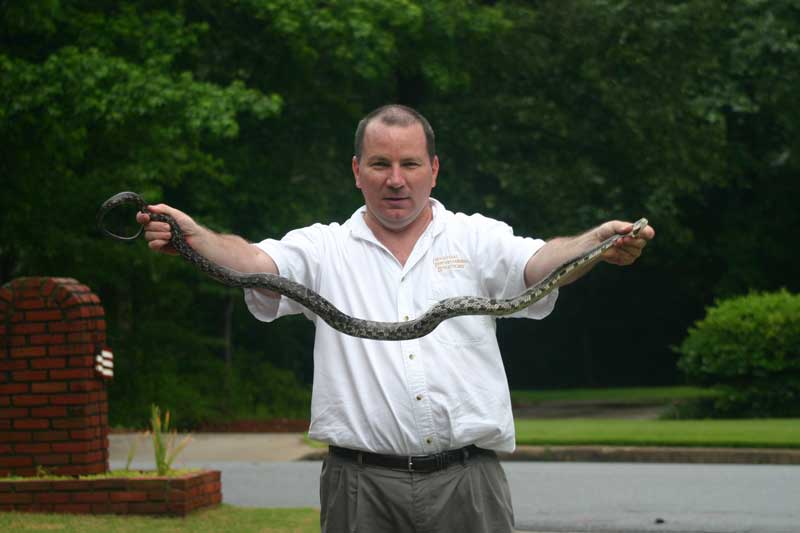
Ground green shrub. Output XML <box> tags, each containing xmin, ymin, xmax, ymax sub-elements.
<box><xmin>227</xmin><ymin>361</ymin><xmax>312</xmax><ymax>420</ymax></box>
<box><xmin>109</xmin><ymin>349</ymin><xmax>311</xmax><ymax>429</ymax></box>
<box><xmin>676</xmin><ymin>290</ymin><xmax>800</xmax><ymax>417</ymax></box>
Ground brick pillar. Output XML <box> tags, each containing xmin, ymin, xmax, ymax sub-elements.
<box><xmin>0</xmin><ymin>277</ymin><xmax>110</xmax><ymax>477</ymax></box>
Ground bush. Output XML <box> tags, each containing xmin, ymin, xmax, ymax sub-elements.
<box><xmin>228</xmin><ymin>360</ymin><xmax>312</xmax><ymax>420</ymax></box>
<box><xmin>109</xmin><ymin>347</ymin><xmax>311</xmax><ymax>430</ymax></box>
<box><xmin>676</xmin><ymin>290</ymin><xmax>800</xmax><ymax>417</ymax></box>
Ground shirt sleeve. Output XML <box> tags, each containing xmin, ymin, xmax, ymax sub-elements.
<box><xmin>243</xmin><ymin>224</ymin><xmax>324</xmax><ymax>323</ymax></box>
<box><xmin>468</xmin><ymin>214</ymin><xmax>558</xmax><ymax>320</ymax></box>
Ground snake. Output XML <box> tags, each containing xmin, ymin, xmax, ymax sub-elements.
<box><xmin>98</xmin><ymin>191</ymin><xmax>648</xmax><ymax>341</ymax></box>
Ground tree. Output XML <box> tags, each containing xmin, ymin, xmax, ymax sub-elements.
<box><xmin>3</xmin><ymin>0</ymin><xmax>798</xmax><ymax>425</ymax></box>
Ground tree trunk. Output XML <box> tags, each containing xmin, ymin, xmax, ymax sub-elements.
<box><xmin>223</xmin><ymin>292</ymin><xmax>234</xmax><ymax>371</ymax></box>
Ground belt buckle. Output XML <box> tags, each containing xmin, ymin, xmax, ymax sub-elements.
<box><xmin>407</xmin><ymin>456</ymin><xmax>414</xmax><ymax>472</ymax></box>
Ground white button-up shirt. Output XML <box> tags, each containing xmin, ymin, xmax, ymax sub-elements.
<box><xmin>244</xmin><ymin>199</ymin><xmax>557</xmax><ymax>454</ymax></box>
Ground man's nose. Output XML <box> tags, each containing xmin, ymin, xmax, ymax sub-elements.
<box><xmin>386</xmin><ymin>165</ymin><xmax>406</xmax><ymax>188</ymax></box>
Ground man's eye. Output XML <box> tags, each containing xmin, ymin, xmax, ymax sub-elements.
<box><xmin>403</xmin><ymin>162</ymin><xmax>420</xmax><ymax>168</ymax></box>
<box><xmin>371</xmin><ymin>162</ymin><xmax>389</xmax><ymax>168</ymax></box>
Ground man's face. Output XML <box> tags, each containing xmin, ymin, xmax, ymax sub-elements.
<box><xmin>352</xmin><ymin>121</ymin><xmax>439</xmax><ymax>232</ymax></box>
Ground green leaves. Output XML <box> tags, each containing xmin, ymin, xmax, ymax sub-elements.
<box><xmin>149</xmin><ymin>404</ymin><xmax>192</xmax><ymax>476</ymax></box>
<box><xmin>679</xmin><ymin>290</ymin><xmax>800</xmax><ymax>378</ymax></box>
<box><xmin>676</xmin><ymin>290</ymin><xmax>800</xmax><ymax>416</ymax></box>
<box><xmin>0</xmin><ymin>3</ymin><xmax>281</xmax><ymax>283</ymax></box>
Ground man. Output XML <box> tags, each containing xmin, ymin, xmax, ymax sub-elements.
<box><xmin>138</xmin><ymin>104</ymin><xmax>654</xmax><ymax>532</ymax></box>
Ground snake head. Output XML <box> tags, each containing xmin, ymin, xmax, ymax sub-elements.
<box><xmin>97</xmin><ymin>191</ymin><xmax>148</xmax><ymax>241</ymax></box>
<box><xmin>631</xmin><ymin>218</ymin><xmax>648</xmax><ymax>238</ymax></box>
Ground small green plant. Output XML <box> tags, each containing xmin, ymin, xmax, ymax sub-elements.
<box><xmin>150</xmin><ymin>404</ymin><xmax>192</xmax><ymax>476</ymax></box>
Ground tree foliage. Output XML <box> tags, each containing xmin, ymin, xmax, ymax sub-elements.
<box><xmin>2</xmin><ymin>0</ymin><xmax>798</xmax><ymax>426</ymax></box>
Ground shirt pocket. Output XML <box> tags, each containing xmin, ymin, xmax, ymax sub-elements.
<box><xmin>427</xmin><ymin>269</ymin><xmax>494</xmax><ymax>346</ymax></box>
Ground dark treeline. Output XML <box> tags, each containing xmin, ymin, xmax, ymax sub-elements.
<box><xmin>2</xmin><ymin>0</ymin><xmax>798</xmax><ymax>427</ymax></box>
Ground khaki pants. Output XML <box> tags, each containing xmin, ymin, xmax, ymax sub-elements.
<box><xmin>320</xmin><ymin>450</ymin><xmax>514</xmax><ymax>533</ymax></box>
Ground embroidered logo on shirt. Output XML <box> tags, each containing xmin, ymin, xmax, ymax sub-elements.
<box><xmin>433</xmin><ymin>255</ymin><xmax>469</xmax><ymax>273</ymax></box>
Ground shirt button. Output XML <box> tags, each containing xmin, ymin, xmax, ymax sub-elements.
<box><xmin>425</xmin><ymin>437</ymin><xmax>432</xmax><ymax>444</ymax></box>
<box><xmin>416</xmin><ymin>394</ymin><xmax>423</xmax><ymax>401</ymax></box>
<box><xmin>403</xmin><ymin>315</ymin><xmax>409</xmax><ymax>321</ymax></box>
<box><xmin>409</xmin><ymin>354</ymin><xmax>415</xmax><ymax>360</ymax></box>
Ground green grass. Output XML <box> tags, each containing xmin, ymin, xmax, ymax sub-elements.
<box><xmin>511</xmin><ymin>386</ymin><xmax>720</xmax><ymax>406</ymax></box>
<box><xmin>515</xmin><ymin>418</ymin><xmax>800</xmax><ymax>448</ymax></box>
<box><xmin>0</xmin><ymin>504</ymin><xmax>320</xmax><ymax>532</ymax></box>
<box><xmin>303</xmin><ymin>434</ymin><xmax>327</xmax><ymax>449</ymax></box>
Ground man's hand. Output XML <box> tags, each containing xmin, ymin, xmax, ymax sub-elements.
<box><xmin>596</xmin><ymin>220</ymin><xmax>656</xmax><ymax>266</ymax></box>
<box><xmin>135</xmin><ymin>204</ymin><xmax>204</xmax><ymax>256</ymax></box>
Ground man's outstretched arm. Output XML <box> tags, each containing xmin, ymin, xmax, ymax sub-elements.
<box><xmin>136</xmin><ymin>203</ymin><xmax>280</xmax><ymax>295</ymax></box>
<box><xmin>524</xmin><ymin>220</ymin><xmax>655</xmax><ymax>288</ymax></box>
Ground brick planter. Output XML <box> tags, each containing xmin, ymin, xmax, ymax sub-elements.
<box><xmin>0</xmin><ymin>470</ymin><xmax>221</xmax><ymax>516</ymax></box>
<box><xmin>2</xmin><ymin>277</ymin><xmax>222</xmax><ymax>517</ymax></box>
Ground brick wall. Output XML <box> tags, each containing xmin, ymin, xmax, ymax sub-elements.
<box><xmin>0</xmin><ymin>277</ymin><xmax>109</xmax><ymax>477</ymax></box>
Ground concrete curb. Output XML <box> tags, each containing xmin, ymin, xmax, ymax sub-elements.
<box><xmin>501</xmin><ymin>445</ymin><xmax>800</xmax><ymax>464</ymax></box>
<box><xmin>299</xmin><ymin>446</ymin><xmax>800</xmax><ymax>465</ymax></box>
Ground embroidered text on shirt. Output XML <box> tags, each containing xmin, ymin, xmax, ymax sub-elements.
<box><xmin>433</xmin><ymin>255</ymin><xmax>469</xmax><ymax>273</ymax></box>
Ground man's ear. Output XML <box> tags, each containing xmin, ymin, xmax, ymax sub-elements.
<box><xmin>431</xmin><ymin>155</ymin><xmax>439</xmax><ymax>188</ymax></box>
<box><xmin>352</xmin><ymin>156</ymin><xmax>362</xmax><ymax>189</ymax></box>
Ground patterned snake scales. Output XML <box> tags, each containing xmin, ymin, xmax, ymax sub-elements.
<box><xmin>98</xmin><ymin>191</ymin><xmax>647</xmax><ymax>341</ymax></box>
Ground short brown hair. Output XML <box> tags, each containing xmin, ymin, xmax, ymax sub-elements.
<box><xmin>354</xmin><ymin>104</ymin><xmax>436</xmax><ymax>162</ymax></box>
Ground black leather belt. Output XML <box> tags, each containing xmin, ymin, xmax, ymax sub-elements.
<box><xmin>329</xmin><ymin>444</ymin><xmax>493</xmax><ymax>473</ymax></box>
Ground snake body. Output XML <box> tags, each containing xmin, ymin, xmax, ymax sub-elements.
<box><xmin>98</xmin><ymin>191</ymin><xmax>647</xmax><ymax>341</ymax></box>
